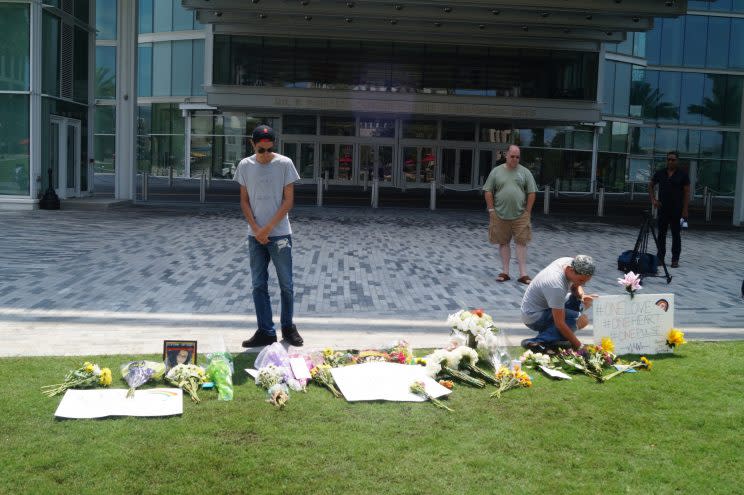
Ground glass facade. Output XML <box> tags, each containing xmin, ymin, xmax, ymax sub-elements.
<box><xmin>213</xmin><ymin>35</ymin><xmax>598</xmax><ymax>101</ymax></box>
<box><xmin>602</xmin><ymin>10</ymin><xmax>744</xmax><ymax>197</ymax></box>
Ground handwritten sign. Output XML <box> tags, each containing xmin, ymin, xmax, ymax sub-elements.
<box><xmin>592</xmin><ymin>294</ymin><xmax>674</xmax><ymax>355</ymax></box>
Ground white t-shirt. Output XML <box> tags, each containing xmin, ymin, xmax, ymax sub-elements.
<box><xmin>520</xmin><ymin>257</ymin><xmax>573</xmax><ymax>324</ymax></box>
<box><xmin>234</xmin><ymin>153</ymin><xmax>300</xmax><ymax>237</ymax></box>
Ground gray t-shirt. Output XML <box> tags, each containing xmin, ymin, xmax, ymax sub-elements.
<box><xmin>234</xmin><ymin>153</ymin><xmax>300</xmax><ymax>237</ymax></box>
<box><xmin>520</xmin><ymin>257</ymin><xmax>573</xmax><ymax>324</ymax></box>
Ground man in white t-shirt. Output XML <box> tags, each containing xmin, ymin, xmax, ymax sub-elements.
<box><xmin>235</xmin><ymin>125</ymin><xmax>303</xmax><ymax>348</ymax></box>
<box><xmin>520</xmin><ymin>255</ymin><xmax>596</xmax><ymax>351</ymax></box>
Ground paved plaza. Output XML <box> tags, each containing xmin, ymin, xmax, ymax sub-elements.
<box><xmin>0</xmin><ymin>204</ymin><xmax>742</xmax><ymax>357</ymax></box>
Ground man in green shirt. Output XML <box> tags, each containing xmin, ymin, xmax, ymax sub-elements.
<box><xmin>483</xmin><ymin>145</ymin><xmax>538</xmax><ymax>285</ymax></box>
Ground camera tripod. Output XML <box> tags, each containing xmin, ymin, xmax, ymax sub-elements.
<box><xmin>628</xmin><ymin>211</ymin><xmax>672</xmax><ymax>284</ymax></box>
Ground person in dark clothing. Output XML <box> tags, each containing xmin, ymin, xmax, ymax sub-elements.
<box><xmin>649</xmin><ymin>151</ymin><xmax>690</xmax><ymax>268</ymax></box>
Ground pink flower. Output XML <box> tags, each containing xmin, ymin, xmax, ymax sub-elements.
<box><xmin>618</xmin><ymin>272</ymin><xmax>642</xmax><ymax>292</ymax></box>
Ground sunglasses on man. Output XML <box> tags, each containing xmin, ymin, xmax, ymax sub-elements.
<box><xmin>256</xmin><ymin>147</ymin><xmax>273</xmax><ymax>154</ymax></box>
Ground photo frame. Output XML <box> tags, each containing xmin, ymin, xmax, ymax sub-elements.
<box><xmin>163</xmin><ymin>340</ymin><xmax>197</xmax><ymax>370</ymax></box>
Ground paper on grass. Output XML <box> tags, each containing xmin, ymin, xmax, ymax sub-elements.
<box><xmin>245</xmin><ymin>368</ymin><xmax>259</xmax><ymax>379</ymax></box>
<box><xmin>330</xmin><ymin>362</ymin><xmax>452</xmax><ymax>402</ymax></box>
<box><xmin>54</xmin><ymin>388</ymin><xmax>183</xmax><ymax>419</ymax></box>
<box><xmin>539</xmin><ymin>365</ymin><xmax>572</xmax><ymax>380</ymax></box>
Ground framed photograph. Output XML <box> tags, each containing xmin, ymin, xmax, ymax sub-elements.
<box><xmin>163</xmin><ymin>340</ymin><xmax>197</xmax><ymax>370</ymax></box>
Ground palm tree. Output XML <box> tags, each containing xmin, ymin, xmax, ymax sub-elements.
<box><xmin>630</xmin><ymin>81</ymin><xmax>679</xmax><ymax>120</ymax></box>
<box><xmin>95</xmin><ymin>66</ymin><xmax>115</xmax><ymax>99</ymax></box>
<box><xmin>687</xmin><ymin>75</ymin><xmax>742</xmax><ymax>126</ymax></box>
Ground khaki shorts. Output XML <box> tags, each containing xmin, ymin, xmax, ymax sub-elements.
<box><xmin>489</xmin><ymin>211</ymin><xmax>532</xmax><ymax>245</ymax></box>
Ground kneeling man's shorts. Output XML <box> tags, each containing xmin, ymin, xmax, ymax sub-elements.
<box><xmin>489</xmin><ymin>211</ymin><xmax>532</xmax><ymax>245</ymax></box>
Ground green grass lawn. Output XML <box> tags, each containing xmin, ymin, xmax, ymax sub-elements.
<box><xmin>2</xmin><ymin>342</ymin><xmax>743</xmax><ymax>495</ymax></box>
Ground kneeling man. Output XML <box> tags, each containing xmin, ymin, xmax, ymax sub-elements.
<box><xmin>520</xmin><ymin>255</ymin><xmax>596</xmax><ymax>350</ymax></box>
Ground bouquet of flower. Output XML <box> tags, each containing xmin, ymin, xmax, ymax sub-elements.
<box><xmin>352</xmin><ymin>350</ymin><xmax>391</xmax><ymax>364</ymax></box>
<box><xmin>451</xmin><ymin>346</ymin><xmax>499</xmax><ymax>385</ymax></box>
<box><xmin>266</xmin><ymin>383</ymin><xmax>290</xmax><ymax>409</ymax></box>
<box><xmin>166</xmin><ymin>364</ymin><xmax>206</xmax><ymax>403</ymax></box>
<box><xmin>519</xmin><ymin>350</ymin><xmax>551</xmax><ymax>369</ymax></box>
<box><xmin>310</xmin><ymin>364</ymin><xmax>341</xmax><ymax>398</ymax></box>
<box><xmin>490</xmin><ymin>366</ymin><xmax>532</xmax><ymax>399</ymax></box>
<box><xmin>206</xmin><ymin>352</ymin><xmax>234</xmax><ymax>401</ymax></box>
<box><xmin>447</xmin><ymin>309</ymin><xmax>507</xmax><ymax>365</ymax></box>
<box><xmin>383</xmin><ymin>339</ymin><xmax>414</xmax><ymax>364</ymax></box>
<box><xmin>618</xmin><ymin>271</ymin><xmax>642</xmax><ymax>299</ymax></box>
<box><xmin>666</xmin><ymin>328</ymin><xmax>687</xmax><ymax>350</ymax></box>
<box><xmin>425</xmin><ymin>349</ymin><xmax>485</xmax><ymax>388</ymax></box>
<box><xmin>554</xmin><ymin>342</ymin><xmax>617</xmax><ymax>382</ymax></box>
<box><xmin>119</xmin><ymin>360</ymin><xmax>165</xmax><ymax>398</ymax></box>
<box><xmin>600</xmin><ymin>356</ymin><xmax>653</xmax><ymax>382</ymax></box>
<box><xmin>42</xmin><ymin>362</ymin><xmax>113</xmax><ymax>397</ymax></box>
<box><xmin>410</xmin><ymin>380</ymin><xmax>453</xmax><ymax>412</ymax></box>
<box><xmin>256</xmin><ymin>364</ymin><xmax>285</xmax><ymax>389</ymax></box>
<box><xmin>322</xmin><ymin>348</ymin><xmax>354</xmax><ymax>367</ymax></box>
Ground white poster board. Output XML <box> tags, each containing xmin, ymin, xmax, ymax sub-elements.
<box><xmin>54</xmin><ymin>388</ymin><xmax>183</xmax><ymax>419</ymax></box>
<box><xmin>330</xmin><ymin>362</ymin><xmax>452</xmax><ymax>402</ymax></box>
<box><xmin>592</xmin><ymin>293</ymin><xmax>674</xmax><ymax>355</ymax></box>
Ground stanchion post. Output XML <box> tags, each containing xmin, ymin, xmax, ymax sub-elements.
<box><xmin>316</xmin><ymin>178</ymin><xmax>323</xmax><ymax>207</ymax></box>
<box><xmin>372</xmin><ymin>178</ymin><xmax>379</xmax><ymax>208</ymax></box>
<box><xmin>363</xmin><ymin>170</ymin><xmax>368</xmax><ymax>192</ymax></box>
<box><xmin>429</xmin><ymin>180</ymin><xmax>436</xmax><ymax>211</ymax></box>
<box><xmin>630</xmin><ymin>181</ymin><xmax>635</xmax><ymax>201</ymax></box>
<box><xmin>168</xmin><ymin>166</ymin><xmax>173</xmax><ymax>189</ymax></box>
<box><xmin>554</xmin><ymin>178</ymin><xmax>559</xmax><ymax>198</ymax></box>
<box><xmin>199</xmin><ymin>171</ymin><xmax>206</xmax><ymax>203</ymax></box>
<box><xmin>543</xmin><ymin>185</ymin><xmax>550</xmax><ymax>215</ymax></box>
<box><xmin>597</xmin><ymin>187</ymin><xmax>605</xmax><ymax>217</ymax></box>
<box><xmin>705</xmin><ymin>191</ymin><xmax>712</xmax><ymax>221</ymax></box>
<box><xmin>324</xmin><ymin>171</ymin><xmax>329</xmax><ymax>192</ymax></box>
<box><xmin>141</xmin><ymin>172</ymin><xmax>149</xmax><ymax>201</ymax></box>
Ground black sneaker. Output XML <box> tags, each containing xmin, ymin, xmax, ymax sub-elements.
<box><xmin>241</xmin><ymin>330</ymin><xmax>277</xmax><ymax>348</ymax></box>
<box><xmin>281</xmin><ymin>324</ymin><xmax>304</xmax><ymax>347</ymax></box>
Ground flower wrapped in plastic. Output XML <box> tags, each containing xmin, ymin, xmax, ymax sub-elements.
<box><xmin>255</xmin><ymin>343</ymin><xmax>307</xmax><ymax>391</ymax></box>
<box><xmin>490</xmin><ymin>366</ymin><xmax>532</xmax><ymax>399</ymax></box>
<box><xmin>166</xmin><ymin>364</ymin><xmax>206</xmax><ymax>403</ymax></box>
<box><xmin>519</xmin><ymin>350</ymin><xmax>551</xmax><ymax>369</ymax></box>
<box><xmin>451</xmin><ymin>346</ymin><xmax>499</xmax><ymax>385</ymax></box>
<box><xmin>410</xmin><ymin>380</ymin><xmax>453</xmax><ymax>412</ymax></box>
<box><xmin>446</xmin><ymin>309</ymin><xmax>509</xmax><ymax>366</ymax></box>
<box><xmin>266</xmin><ymin>383</ymin><xmax>290</xmax><ymax>409</ymax></box>
<box><xmin>206</xmin><ymin>352</ymin><xmax>234</xmax><ymax>401</ymax></box>
<box><xmin>42</xmin><ymin>361</ymin><xmax>113</xmax><ymax>397</ymax></box>
<box><xmin>322</xmin><ymin>348</ymin><xmax>354</xmax><ymax>367</ymax></box>
<box><xmin>553</xmin><ymin>343</ymin><xmax>617</xmax><ymax>382</ymax></box>
<box><xmin>256</xmin><ymin>364</ymin><xmax>285</xmax><ymax>389</ymax></box>
<box><xmin>119</xmin><ymin>360</ymin><xmax>165</xmax><ymax>398</ymax></box>
<box><xmin>310</xmin><ymin>364</ymin><xmax>341</xmax><ymax>398</ymax></box>
<box><xmin>425</xmin><ymin>349</ymin><xmax>485</xmax><ymax>388</ymax></box>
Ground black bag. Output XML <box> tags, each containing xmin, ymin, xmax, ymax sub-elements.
<box><xmin>618</xmin><ymin>250</ymin><xmax>658</xmax><ymax>275</ymax></box>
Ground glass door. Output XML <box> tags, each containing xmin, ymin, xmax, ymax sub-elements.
<box><xmin>401</xmin><ymin>146</ymin><xmax>437</xmax><ymax>184</ymax></box>
<box><xmin>441</xmin><ymin>148</ymin><xmax>474</xmax><ymax>187</ymax></box>
<box><xmin>283</xmin><ymin>142</ymin><xmax>317</xmax><ymax>180</ymax></box>
<box><xmin>360</xmin><ymin>145</ymin><xmax>393</xmax><ymax>184</ymax></box>
<box><xmin>321</xmin><ymin>143</ymin><xmax>355</xmax><ymax>183</ymax></box>
<box><xmin>65</xmin><ymin>123</ymin><xmax>80</xmax><ymax>197</ymax></box>
<box><xmin>477</xmin><ymin>147</ymin><xmax>507</xmax><ymax>185</ymax></box>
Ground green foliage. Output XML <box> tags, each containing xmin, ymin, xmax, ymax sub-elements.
<box><xmin>2</xmin><ymin>343</ymin><xmax>743</xmax><ymax>494</ymax></box>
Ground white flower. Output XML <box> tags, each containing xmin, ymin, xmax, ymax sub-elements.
<box><xmin>92</xmin><ymin>365</ymin><xmax>101</xmax><ymax>376</ymax></box>
<box><xmin>457</xmin><ymin>346</ymin><xmax>479</xmax><ymax>365</ymax></box>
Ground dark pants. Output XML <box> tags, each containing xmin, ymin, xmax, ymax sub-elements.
<box><xmin>657</xmin><ymin>209</ymin><xmax>682</xmax><ymax>263</ymax></box>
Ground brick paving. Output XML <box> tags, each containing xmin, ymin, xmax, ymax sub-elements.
<box><xmin>0</xmin><ymin>204</ymin><xmax>742</xmax><ymax>356</ymax></box>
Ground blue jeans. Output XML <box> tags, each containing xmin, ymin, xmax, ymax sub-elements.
<box><xmin>524</xmin><ymin>295</ymin><xmax>583</xmax><ymax>344</ymax></box>
<box><xmin>249</xmin><ymin>235</ymin><xmax>294</xmax><ymax>336</ymax></box>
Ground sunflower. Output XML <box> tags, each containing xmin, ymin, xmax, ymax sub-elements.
<box><xmin>666</xmin><ymin>328</ymin><xmax>687</xmax><ymax>348</ymax></box>
<box><xmin>640</xmin><ymin>356</ymin><xmax>653</xmax><ymax>370</ymax></box>
<box><xmin>600</xmin><ymin>337</ymin><xmax>615</xmax><ymax>353</ymax></box>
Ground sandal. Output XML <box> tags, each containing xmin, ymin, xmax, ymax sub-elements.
<box><xmin>496</xmin><ymin>273</ymin><xmax>511</xmax><ymax>282</ymax></box>
<box><xmin>517</xmin><ymin>276</ymin><xmax>532</xmax><ymax>285</ymax></box>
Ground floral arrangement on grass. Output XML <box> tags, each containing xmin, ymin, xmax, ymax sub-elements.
<box><xmin>553</xmin><ymin>343</ymin><xmax>618</xmax><ymax>382</ymax></box>
<box><xmin>600</xmin><ymin>356</ymin><xmax>653</xmax><ymax>382</ymax></box>
<box><xmin>310</xmin><ymin>364</ymin><xmax>341</xmax><ymax>398</ymax></box>
<box><xmin>322</xmin><ymin>348</ymin><xmax>354</xmax><ymax>367</ymax></box>
<box><xmin>447</xmin><ymin>309</ymin><xmax>506</xmax><ymax>365</ymax></box>
<box><xmin>410</xmin><ymin>380</ymin><xmax>453</xmax><ymax>412</ymax></box>
<box><xmin>519</xmin><ymin>350</ymin><xmax>551</xmax><ymax>369</ymax></box>
<box><xmin>166</xmin><ymin>364</ymin><xmax>206</xmax><ymax>403</ymax></box>
<box><xmin>452</xmin><ymin>346</ymin><xmax>499</xmax><ymax>385</ymax></box>
<box><xmin>425</xmin><ymin>349</ymin><xmax>485</xmax><ymax>388</ymax></box>
<box><xmin>266</xmin><ymin>383</ymin><xmax>290</xmax><ymax>409</ymax></box>
<box><xmin>42</xmin><ymin>361</ymin><xmax>113</xmax><ymax>397</ymax></box>
<box><xmin>490</xmin><ymin>366</ymin><xmax>532</xmax><ymax>399</ymax></box>
<box><xmin>352</xmin><ymin>350</ymin><xmax>392</xmax><ymax>364</ymax></box>
<box><xmin>618</xmin><ymin>271</ymin><xmax>642</xmax><ymax>299</ymax></box>
<box><xmin>666</xmin><ymin>328</ymin><xmax>687</xmax><ymax>350</ymax></box>
<box><xmin>205</xmin><ymin>352</ymin><xmax>234</xmax><ymax>401</ymax></box>
<box><xmin>119</xmin><ymin>360</ymin><xmax>165</xmax><ymax>398</ymax></box>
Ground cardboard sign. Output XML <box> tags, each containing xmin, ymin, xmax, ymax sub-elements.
<box><xmin>330</xmin><ymin>362</ymin><xmax>451</xmax><ymax>402</ymax></box>
<box><xmin>592</xmin><ymin>293</ymin><xmax>674</xmax><ymax>355</ymax></box>
<box><xmin>54</xmin><ymin>388</ymin><xmax>183</xmax><ymax>419</ymax></box>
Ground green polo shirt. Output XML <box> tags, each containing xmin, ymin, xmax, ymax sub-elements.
<box><xmin>482</xmin><ymin>164</ymin><xmax>537</xmax><ymax>220</ymax></box>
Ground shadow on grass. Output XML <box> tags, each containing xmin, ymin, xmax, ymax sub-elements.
<box><xmin>232</xmin><ymin>352</ymin><xmax>257</xmax><ymax>386</ymax></box>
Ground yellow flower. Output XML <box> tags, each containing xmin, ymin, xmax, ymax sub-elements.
<box><xmin>601</xmin><ymin>337</ymin><xmax>615</xmax><ymax>353</ymax></box>
<box><xmin>322</xmin><ymin>348</ymin><xmax>333</xmax><ymax>357</ymax></box>
<box><xmin>666</xmin><ymin>328</ymin><xmax>687</xmax><ymax>348</ymax></box>
<box><xmin>640</xmin><ymin>356</ymin><xmax>653</xmax><ymax>370</ymax></box>
<box><xmin>83</xmin><ymin>362</ymin><xmax>94</xmax><ymax>373</ymax></box>
<box><xmin>98</xmin><ymin>367</ymin><xmax>112</xmax><ymax>386</ymax></box>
